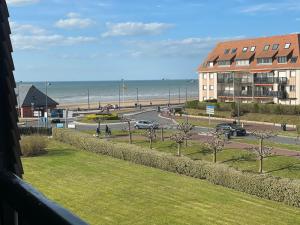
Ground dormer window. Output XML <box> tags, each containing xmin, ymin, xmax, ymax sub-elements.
<box><xmin>257</xmin><ymin>58</ymin><xmax>272</xmax><ymax>65</ymax></box>
<box><xmin>231</xmin><ymin>48</ymin><xmax>237</xmax><ymax>54</ymax></box>
<box><xmin>224</xmin><ymin>49</ymin><xmax>230</xmax><ymax>54</ymax></box>
<box><xmin>242</xmin><ymin>47</ymin><xmax>248</xmax><ymax>52</ymax></box>
<box><xmin>208</xmin><ymin>61</ymin><xmax>214</xmax><ymax>67</ymax></box>
<box><xmin>218</xmin><ymin>60</ymin><xmax>231</xmax><ymax>66</ymax></box>
<box><xmin>250</xmin><ymin>46</ymin><xmax>256</xmax><ymax>52</ymax></box>
<box><xmin>272</xmin><ymin>44</ymin><xmax>279</xmax><ymax>50</ymax></box>
<box><xmin>263</xmin><ymin>45</ymin><xmax>270</xmax><ymax>51</ymax></box>
<box><xmin>291</xmin><ymin>56</ymin><xmax>298</xmax><ymax>63</ymax></box>
<box><xmin>277</xmin><ymin>56</ymin><xmax>287</xmax><ymax>64</ymax></box>
<box><xmin>236</xmin><ymin>59</ymin><xmax>250</xmax><ymax>66</ymax></box>
<box><xmin>285</xmin><ymin>43</ymin><xmax>291</xmax><ymax>49</ymax></box>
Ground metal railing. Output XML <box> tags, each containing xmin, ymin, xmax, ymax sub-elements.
<box><xmin>254</xmin><ymin>77</ymin><xmax>288</xmax><ymax>84</ymax></box>
<box><xmin>0</xmin><ymin>171</ymin><xmax>88</xmax><ymax>225</ymax></box>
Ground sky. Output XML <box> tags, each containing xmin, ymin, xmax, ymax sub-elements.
<box><xmin>7</xmin><ymin>0</ymin><xmax>300</xmax><ymax>81</ymax></box>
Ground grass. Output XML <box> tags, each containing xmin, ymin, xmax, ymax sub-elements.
<box><xmin>233</xmin><ymin>137</ymin><xmax>300</xmax><ymax>153</ymax></box>
<box><xmin>111</xmin><ymin>138</ymin><xmax>300</xmax><ymax>179</ymax></box>
<box><xmin>22</xmin><ymin>140</ymin><xmax>300</xmax><ymax>225</ymax></box>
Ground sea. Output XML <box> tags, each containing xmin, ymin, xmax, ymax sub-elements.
<box><xmin>22</xmin><ymin>80</ymin><xmax>199</xmax><ymax>104</ymax></box>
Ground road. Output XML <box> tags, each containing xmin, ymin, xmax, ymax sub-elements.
<box><xmin>21</xmin><ymin>108</ymin><xmax>300</xmax><ymax>146</ymax></box>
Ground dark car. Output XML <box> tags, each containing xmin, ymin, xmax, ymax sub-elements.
<box><xmin>215</xmin><ymin>123</ymin><xmax>246</xmax><ymax>136</ymax></box>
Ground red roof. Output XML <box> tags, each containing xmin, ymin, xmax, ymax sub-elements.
<box><xmin>198</xmin><ymin>34</ymin><xmax>300</xmax><ymax>73</ymax></box>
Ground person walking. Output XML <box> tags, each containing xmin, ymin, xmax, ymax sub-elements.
<box><xmin>96</xmin><ymin>127</ymin><xmax>100</xmax><ymax>137</ymax></box>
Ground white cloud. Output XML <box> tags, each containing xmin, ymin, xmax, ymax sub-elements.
<box><xmin>124</xmin><ymin>36</ymin><xmax>244</xmax><ymax>58</ymax></box>
<box><xmin>6</xmin><ymin>0</ymin><xmax>39</xmax><ymax>6</ymax></box>
<box><xmin>55</xmin><ymin>13</ymin><xmax>95</xmax><ymax>29</ymax></box>
<box><xmin>239</xmin><ymin>1</ymin><xmax>300</xmax><ymax>14</ymax></box>
<box><xmin>10</xmin><ymin>22</ymin><xmax>97</xmax><ymax>50</ymax></box>
<box><xmin>102</xmin><ymin>22</ymin><xmax>174</xmax><ymax>37</ymax></box>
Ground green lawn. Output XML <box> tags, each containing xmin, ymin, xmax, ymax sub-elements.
<box><xmin>22</xmin><ymin>141</ymin><xmax>300</xmax><ymax>225</ymax></box>
<box><xmin>112</xmin><ymin>138</ymin><xmax>300</xmax><ymax>179</ymax></box>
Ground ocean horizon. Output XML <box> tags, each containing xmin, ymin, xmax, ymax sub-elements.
<box><xmin>18</xmin><ymin>79</ymin><xmax>199</xmax><ymax>104</ymax></box>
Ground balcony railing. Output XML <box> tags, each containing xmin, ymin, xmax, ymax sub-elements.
<box><xmin>0</xmin><ymin>171</ymin><xmax>88</xmax><ymax>225</ymax></box>
<box><xmin>217</xmin><ymin>90</ymin><xmax>288</xmax><ymax>99</ymax></box>
<box><xmin>254</xmin><ymin>77</ymin><xmax>288</xmax><ymax>84</ymax></box>
<box><xmin>217</xmin><ymin>78</ymin><xmax>234</xmax><ymax>83</ymax></box>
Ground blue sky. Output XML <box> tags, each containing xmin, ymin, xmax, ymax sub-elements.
<box><xmin>7</xmin><ymin>0</ymin><xmax>300</xmax><ymax>81</ymax></box>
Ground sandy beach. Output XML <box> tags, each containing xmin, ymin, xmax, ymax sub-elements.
<box><xmin>59</xmin><ymin>97</ymin><xmax>197</xmax><ymax>110</ymax></box>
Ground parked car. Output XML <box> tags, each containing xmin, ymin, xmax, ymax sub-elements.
<box><xmin>215</xmin><ymin>123</ymin><xmax>246</xmax><ymax>136</ymax></box>
<box><xmin>134</xmin><ymin>120</ymin><xmax>159</xmax><ymax>129</ymax></box>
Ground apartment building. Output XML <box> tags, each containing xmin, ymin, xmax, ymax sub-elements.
<box><xmin>198</xmin><ymin>34</ymin><xmax>300</xmax><ymax>105</ymax></box>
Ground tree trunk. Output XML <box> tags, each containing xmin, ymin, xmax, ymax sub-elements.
<box><xmin>128</xmin><ymin>122</ymin><xmax>132</xmax><ymax>144</ymax></box>
<box><xmin>161</xmin><ymin>128</ymin><xmax>164</xmax><ymax>142</ymax></box>
<box><xmin>185</xmin><ymin>138</ymin><xmax>188</xmax><ymax>147</ymax></box>
<box><xmin>259</xmin><ymin>155</ymin><xmax>263</xmax><ymax>173</ymax></box>
<box><xmin>213</xmin><ymin>149</ymin><xmax>217</xmax><ymax>163</ymax></box>
<box><xmin>259</xmin><ymin>138</ymin><xmax>263</xmax><ymax>173</ymax></box>
<box><xmin>177</xmin><ymin>143</ymin><xmax>181</xmax><ymax>156</ymax></box>
<box><xmin>150</xmin><ymin>138</ymin><xmax>152</xmax><ymax>149</ymax></box>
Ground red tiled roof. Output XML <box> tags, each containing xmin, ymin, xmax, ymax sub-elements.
<box><xmin>198</xmin><ymin>34</ymin><xmax>300</xmax><ymax>73</ymax></box>
<box><xmin>218</xmin><ymin>53</ymin><xmax>236</xmax><ymax>61</ymax></box>
<box><xmin>277</xmin><ymin>49</ymin><xmax>293</xmax><ymax>57</ymax></box>
<box><xmin>236</xmin><ymin>52</ymin><xmax>255</xmax><ymax>60</ymax></box>
<box><xmin>256</xmin><ymin>50</ymin><xmax>278</xmax><ymax>58</ymax></box>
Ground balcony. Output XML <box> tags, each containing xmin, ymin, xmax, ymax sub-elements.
<box><xmin>254</xmin><ymin>77</ymin><xmax>288</xmax><ymax>84</ymax></box>
<box><xmin>217</xmin><ymin>77</ymin><xmax>234</xmax><ymax>83</ymax></box>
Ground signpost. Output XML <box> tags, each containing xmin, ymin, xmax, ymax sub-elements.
<box><xmin>206</xmin><ymin>105</ymin><xmax>215</xmax><ymax>126</ymax></box>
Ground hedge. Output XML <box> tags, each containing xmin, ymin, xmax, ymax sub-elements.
<box><xmin>186</xmin><ymin>100</ymin><xmax>300</xmax><ymax>116</ymax></box>
<box><xmin>53</xmin><ymin>129</ymin><xmax>300</xmax><ymax>208</ymax></box>
<box><xmin>19</xmin><ymin>127</ymin><xmax>52</xmax><ymax>136</ymax></box>
<box><xmin>85</xmin><ymin>113</ymin><xmax>119</xmax><ymax>121</ymax></box>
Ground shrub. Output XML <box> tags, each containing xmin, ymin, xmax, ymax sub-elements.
<box><xmin>85</xmin><ymin>113</ymin><xmax>119</xmax><ymax>121</ymax></box>
<box><xmin>53</xmin><ymin>129</ymin><xmax>300</xmax><ymax>208</ymax></box>
<box><xmin>19</xmin><ymin>127</ymin><xmax>52</xmax><ymax>136</ymax></box>
<box><xmin>20</xmin><ymin>135</ymin><xmax>48</xmax><ymax>157</ymax></box>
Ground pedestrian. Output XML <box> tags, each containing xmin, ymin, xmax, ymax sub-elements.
<box><xmin>105</xmin><ymin>125</ymin><xmax>111</xmax><ymax>136</ymax></box>
<box><xmin>96</xmin><ymin>127</ymin><xmax>100</xmax><ymax>137</ymax></box>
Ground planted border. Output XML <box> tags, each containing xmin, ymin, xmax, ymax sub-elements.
<box><xmin>53</xmin><ymin>129</ymin><xmax>300</xmax><ymax>207</ymax></box>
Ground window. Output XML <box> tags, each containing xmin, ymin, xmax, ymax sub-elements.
<box><xmin>203</xmin><ymin>85</ymin><xmax>207</xmax><ymax>90</ymax></box>
<box><xmin>209</xmin><ymin>74</ymin><xmax>214</xmax><ymax>79</ymax></box>
<box><xmin>291</xmin><ymin>71</ymin><xmax>296</xmax><ymax>77</ymax></box>
<box><xmin>242</xmin><ymin>47</ymin><xmax>248</xmax><ymax>52</ymax></box>
<box><xmin>291</xmin><ymin>56</ymin><xmax>298</xmax><ymax>63</ymax></box>
<box><xmin>218</xmin><ymin>60</ymin><xmax>231</xmax><ymax>66</ymax></box>
<box><xmin>236</xmin><ymin>59</ymin><xmax>250</xmax><ymax>66</ymax></box>
<box><xmin>224</xmin><ymin>49</ymin><xmax>230</xmax><ymax>54</ymax></box>
<box><xmin>231</xmin><ymin>48</ymin><xmax>237</xmax><ymax>54</ymax></box>
<box><xmin>277</xmin><ymin>56</ymin><xmax>287</xmax><ymax>64</ymax></box>
<box><xmin>209</xmin><ymin>85</ymin><xmax>214</xmax><ymax>90</ymax></box>
<box><xmin>208</xmin><ymin>62</ymin><xmax>214</xmax><ymax>67</ymax></box>
<box><xmin>285</xmin><ymin>43</ymin><xmax>291</xmax><ymax>49</ymax></box>
<box><xmin>272</xmin><ymin>44</ymin><xmax>279</xmax><ymax>50</ymax></box>
<box><xmin>290</xmin><ymin>85</ymin><xmax>296</xmax><ymax>92</ymax></box>
<box><xmin>250</xmin><ymin>46</ymin><xmax>256</xmax><ymax>52</ymax></box>
<box><xmin>203</xmin><ymin>74</ymin><xmax>207</xmax><ymax>79</ymax></box>
<box><xmin>263</xmin><ymin>45</ymin><xmax>270</xmax><ymax>51</ymax></box>
<box><xmin>257</xmin><ymin>58</ymin><xmax>272</xmax><ymax>64</ymax></box>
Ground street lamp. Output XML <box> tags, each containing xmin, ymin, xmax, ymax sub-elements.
<box><xmin>45</xmin><ymin>81</ymin><xmax>51</xmax><ymax>127</ymax></box>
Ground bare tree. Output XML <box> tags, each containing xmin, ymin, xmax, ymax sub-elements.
<box><xmin>205</xmin><ymin>131</ymin><xmax>227</xmax><ymax>163</ymax></box>
<box><xmin>121</xmin><ymin>117</ymin><xmax>132</xmax><ymax>144</ymax></box>
<box><xmin>170</xmin><ymin>132</ymin><xmax>185</xmax><ymax>156</ymax></box>
<box><xmin>177</xmin><ymin>122</ymin><xmax>194</xmax><ymax>147</ymax></box>
<box><xmin>144</xmin><ymin>127</ymin><xmax>156</xmax><ymax>149</ymax></box>
<box><xmin>249</xmin><ymin>130</ymin><xmax>275</xmax><ymax>173</ymax></box>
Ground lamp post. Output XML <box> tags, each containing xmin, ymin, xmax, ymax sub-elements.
<box><xmin>45</xmin><ymin>81</ymin><xmax>51</xmax><ymax>127</ymax></box>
